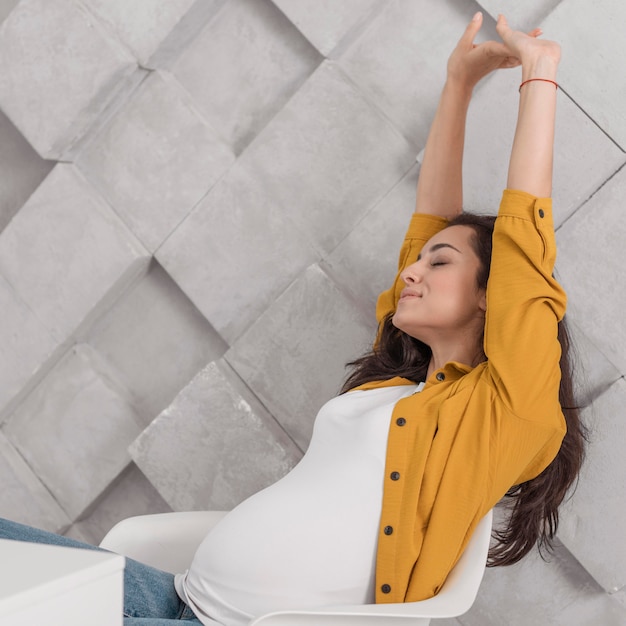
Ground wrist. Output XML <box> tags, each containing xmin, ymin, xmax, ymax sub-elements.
<box><xmin>520</xmin><ymin>53</ymin><xmax>560</xmax><ymax>82</ymax></box>
<box><xmin>442</xmin><ymin>76</ymin><xmax>474</xmax><ymax>103</ymax></box>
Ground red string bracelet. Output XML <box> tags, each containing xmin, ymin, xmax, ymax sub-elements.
<box><xmin>519</xmin><ymin>78</ymin><xmax>558</xmax><ymax>93</ymax></box>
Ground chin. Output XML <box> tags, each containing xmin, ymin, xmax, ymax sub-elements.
<box><xmin>392</xmin><ymin>314</ymin><xmax>427</xmax><ymax>344</ymax></box>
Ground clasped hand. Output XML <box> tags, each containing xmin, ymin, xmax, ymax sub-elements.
<box><xmin>447</xmin><ymin>13</ymin><xmax>560</xmax><ymax>91</ymax></box>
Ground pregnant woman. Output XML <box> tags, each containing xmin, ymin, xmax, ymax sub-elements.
<box><xmin>0</xmin><ymin>14</ymin><xmax>585</xmax><ymax>626</ymax></box>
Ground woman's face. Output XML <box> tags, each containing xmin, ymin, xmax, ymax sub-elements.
<box><xmin>392</xmin><ymin>225</ymin><xmax>487</xmax><ymax>344</ymax></box>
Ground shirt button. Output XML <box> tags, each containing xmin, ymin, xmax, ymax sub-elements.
<box><xmin>538</xmin><ymin>208</ymin><xmax>545</xmax><ymax>218</ymax></box>
<box><xmin>396</xmin><ymin>417</ymin><xmax>406</xmax><ymax>426</ymax></box>
<box><xmin>390</xmin><ymin>471</ymin><xmax>400</xmax><ymax>481</ymax></box>
<box><xmin>384</xmin><ymin>525</ymin><xmax>394</xmax><ymax>535</ymax></box>
<box><xmin>436</xmin><ymin>372</ymin><xmax>445</xmax><ymax>381</ymax></box>
<box><xmin>381</xmin><ymin>584</ymin><xmax>391</xmax><ymax>594</ymax></box>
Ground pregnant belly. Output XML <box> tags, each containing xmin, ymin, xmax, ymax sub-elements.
<box><xmin>186</xmin><ymin>460</ymin><xmax>383</xmax><ymax>612</ymax></box>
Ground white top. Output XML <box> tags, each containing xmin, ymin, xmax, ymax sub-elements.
<box><xmin>175</xmin><ymin>383</ymin><xmax>423</xmax><ymax>626</ymax></box>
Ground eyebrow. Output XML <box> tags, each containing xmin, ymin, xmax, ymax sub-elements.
<box><xmin>417</xmin><ymin>242</ymin><xmax>462</xmax><ymax>261</ymax></box>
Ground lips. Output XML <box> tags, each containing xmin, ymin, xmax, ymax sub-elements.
<box><xmin>400</xmin><ymin>288</ymin><xmax>421</xmax><ymax>301</ymax></box>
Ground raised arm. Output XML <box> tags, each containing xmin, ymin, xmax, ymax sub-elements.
<box><xmin>496</xmin><ymin>14</ymin><xmax>560</xmax><ymax>196</ymax></box>
<box><xmin>416</xmin><ymin>12</ymin><xmax>525</xmax><ymax>218</ymax></box>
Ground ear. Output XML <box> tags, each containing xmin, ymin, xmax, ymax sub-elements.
<box><xmin>478</xmin><ymin>289</ymin><xmax>487</xmax><ymax>313</ymax></box>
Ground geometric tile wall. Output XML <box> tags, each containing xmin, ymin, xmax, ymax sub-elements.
<box><xmin>0</xmin><ymin>1</ymin><xmax>625</xmax><ymax>623</ymax></box>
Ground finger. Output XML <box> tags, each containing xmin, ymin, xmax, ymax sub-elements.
<box><xmin>495</xmin><ymin>13</ymin><xmax>512</xmax><ymax>40</ymax></box>
<box><xmin>460</xmin><ymin>11</ymin><xmax>483</xmax><ymax>47</ymax></box>
<box><xmin>528</xmin><ymin>27</ymin><xmax>542</xmax><ymax>38</ymax></box>
<box><xmin>481</xmin><ymin>40</ymin><xmax>516</xmax><ymax>59</ymax></box>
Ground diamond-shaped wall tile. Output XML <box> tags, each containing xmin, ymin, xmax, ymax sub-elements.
<box><xmin>0</xmin><ymin>164</ymin><xmax>150</xmax><ymax>342</ymax></box>
<box><xmin>461</xmin><ymin>539</ymin><xmax>621</xmax><ymax>625</ymax></box>
<box><xmin>557</xmin><ymin>379</ymin><xmax>626</xmax><ymax>593</ymax></box>
<box><xmin>156</xmin><ymin>164</ymin><xmax>318</xmax><ymax>344</ymax></box>
<box><xmin>172</xmin><ymin>0</ymin><xmax>321</xmax><ymax>155</ymax></box>
<box><xmin>270</xmin><ymin>0</ymin><xmax>379</xmax><ymax>57</ymax></box>
<box><xmin>77</xmin><ymin>71</ymin><xmax>234</xmax><ymax>252</ymax></box>
<box><xmin>542</xmin><ymin>0</ymin><xmax>626</xmax><ymax>150</ymax></box>
<box><xmin>476</xmin><ymin>0</ymin><xmax>562</xmax><ymax>31</ymax></box>
<box><xmin>238</xmin><ymin>60</ymin><xmax>415</xmax><ymax>256</ymax></box>
<box><xmin>338</xmin><ymin>0</ymin><xmax>498</xmax><ymax>149</ymax></box>
<box><xmin>130</xmin><ymin>359</ymin><xmax>302</xmax><ymax>512</ymax></box>
<box><xmin>3</xmin><ymin>344</ymin><xmax>143</xmax><ymax>520</ymax></box>
<box><xmin>0</xmin><ymin>0</ymin><xmax>19</xmax><ymax>24</ymax></box>
<box><xmin>0</xmin><ymin>110</ymin><xmax>54</xmax><ymax>233</ymax></box>
<box><xmin>64</xmin><ymin>463</ymin><xmax>171</xmax><ymax>545</ymax></box>
<box><xmin>86</xmin><ymin>260</ymin><xmax>227</xmax><ymax>425</ymax></box>
<box><xmin>78</xmin><ymin>0</ymin><xmax>224</xmax><ymax>68</ymax></box>
<box><xmin>226</xmin><ymin>264</ymin><xmax>373</xmax><ymax>449</ymax></box>
<box><xmin>323</xmin><ymin>165</ymin><xmax>419</xmax><ymax>315</ymax></box>
<box><xmin>461</xmin><ymin>69</ymin><xmax>626</xmax><ymax>224</ymax></box>
<box><xmin>556</xmin><ymin>165</ymin><xmax>626</xmax><ymax>373</ymax></box>
<box><xmin>567</xmin><ymin>319</ymin><xmax>621</xmax><ymax>407</ymax></box>
<box><xmin>0</xmin><ymin>432</ymin><xmax>70</xmax><ymax>532</ymax></box>
<box><xmin>0</xmin><ymin>273</ymin><xmax>57</xmax><ymax>418</ymax></box>
<box><xmin>0</xmin><ymin>0</ymin><xmax>138</xmax><ymax>159</ymax></box>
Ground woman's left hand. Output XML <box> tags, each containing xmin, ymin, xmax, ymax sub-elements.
<box><xmin>446</xmin><ymin>12</ymin><xmax>539</xmax><ymax>91</ymax></box>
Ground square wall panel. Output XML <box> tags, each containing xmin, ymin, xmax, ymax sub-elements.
<box><xmin>556</xmin><ymin>165</ymin><xmax>626</xmax><ymax>374</ymax></box>
<box><xmin>0</xmin><ymin>0</ymin><xmax>137</xmax><ymax>159</ymax></box>
<box><xmin>172</xmin><ymin>0</ymin><xmax>321</xmax><ymax>155</ymax></box>
<box><xmin>338</xmin><ymin>0</ymin><xmax>496</xmax><ymax>149</ymax></box>
<box><xmin>78</xmin><ymin>0</ymin><xmax>224</xmax><ymax>68</ymax></box>
<box><xmin>156</xmin><ymin>164</ymin><xmax>318</xmax><ymax>344</ymax></box>
<box><xmin>238</xmin><ymin>60</ymin><xmax>416</xmax><ymax>256</ymax></box>
<box><xmin>461</xmin><ymin>539</ymin><xmax>619</xmax><ymax>625</ymax></box>
<box><xmin>543</xmin><ymin>0</ymin><xmax>626</xmax><ymax>150</ymax></box>
<box><xmin>0</xmin><ymin>164</ymin><xmax>150</xmax><ymax>342</ymax></box>
<box><xmin>226</xmin><ymin>264</ymin><xmax>374</xmax><ymax>449</ymax></box>
<box><xmin>130</xmin><ymin>359</ymin><xmax>303</xmax><ymax>511</ymax></box>
<box><xmin>3</xmin><ymin>344</ymin><xmax>144</xmax><ymax>520</ymax></box>
<box><xmin>476</xmin><ymin>0</ymin><xmax>562</xmax><ymax>31</ymax></box>
<box><xmin>0</xmin><ymin>273</ymin><xmax>57</xmax><ymax>418</ymax></box>
<box><xmin>77</xmin><ymin>71</ymin><xmax>235</xmax><ymax>252</ymax></box>
<box><xmin>0</xmin><ymin>432</ymin><xmax>70</xmax><ymax>532</ymax></box>
<box><xmin>461</xmin><ymin>68</ymin><xmax>625</xmax><ymax>225</ymax></box>
<box><xmin>85</xmin><ymin>259</ymin><xmax>228</xmax><ymax>425</ymax></box>
<box><xmin>271</xmin><ymin>0</ymin><xmax>380</xmax><ymax>56</ymax></box>
<box><xmin>323</xmin><ymin>165</ymin><xmax>419</xmax><ymax>315</ymax></box>
<box><xmin>64</xmin><ymin>463</ymin><xmax>171</xmax><ymax>545</ymax></box>
<box><xmin>0</xmin><ymin>110</ymin><xmax>54</xmax><ymax>233</ymax></box>
<box><xmin>558</xmin><ymin>379</ymin><xmax>626</xmax><ymax>593</ymax></box>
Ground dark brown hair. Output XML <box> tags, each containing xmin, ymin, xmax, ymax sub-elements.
<box><xmin>342</xmin><ymin>212</ymin><xmax>587</xmax><ymax>567</ymax></box>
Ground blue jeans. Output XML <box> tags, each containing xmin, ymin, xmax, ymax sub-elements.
<box><xmin>0</xmin><ymin>517</ymin><xmax>203</xmax><ymax>625</ymax></box>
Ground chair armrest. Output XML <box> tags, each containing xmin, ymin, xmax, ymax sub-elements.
<box><xmin>99</xmin><ymin>511</ymin><xmax>228</xmax><ymax>574</ymax></box>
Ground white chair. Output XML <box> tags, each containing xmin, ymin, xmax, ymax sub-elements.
<box><xmin>100</xmin><ymin>509</ymin><xmax>492</xmax><ymax>625</ymax></box>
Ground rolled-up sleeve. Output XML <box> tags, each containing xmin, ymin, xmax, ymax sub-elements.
<box><xmin>484</xmin><ymin>189</ymin><xmax>567</xmax><ymax>425</ymax></box>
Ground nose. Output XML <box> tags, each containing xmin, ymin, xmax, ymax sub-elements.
<box><xmin>400</xmin><ymin>261</ymin><xmax>422</xmax><ymax>285</ymax></box>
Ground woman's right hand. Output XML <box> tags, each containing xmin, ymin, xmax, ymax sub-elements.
<box><xmin>495</xmin><ymin>14</ymin><xmax>560</xmax><ymax>70</ymax></box>
<box><xmin>446</xmin><ymin>12</ymin><xmax>540</xmax><ymax>91</ymax></box>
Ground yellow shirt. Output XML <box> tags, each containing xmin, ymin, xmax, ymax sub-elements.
<box><xmin>361</xmin><ymin>189</ymin><xmax>567</xmax><ymax>603</ymax></box>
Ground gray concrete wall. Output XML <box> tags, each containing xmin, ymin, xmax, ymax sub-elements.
<box><xmin>0</xmin><ymin>1</ymin><xmax>624</xmax><ymax>623</ymax></box>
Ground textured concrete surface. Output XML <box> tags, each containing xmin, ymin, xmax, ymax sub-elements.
<box><xmin>130</xmin><ymin>359</ymin><xmax>302</xmax><ymax>511</ymax></box>
<box><xmin>3</xmin><ymin>344</ymin><xmax>143</xmax><ymax>520</ymax></box>
<box><xmin>77</xmin><ymin>70</ymin><xmax>235</xmax><ymax>252</ymax></box>
<box><xmin>225</xmin><ymin>264</ymin><xmax>373</xmax><ymax>449</ymax></box>
<box><xmin>0</xmin><ymin>1</ymin><xmax>624</xmax><ymax>622</ymax></box>
<box><xmin>0</xmin><ymin>164</ymin><xmax>150</xmax><ymax>341</ymax></box>
<box><xmin>0</xmin><ymin>0</ymin><xmax>138</xmax><ymax>158</ymax></box>
<box><xmin>171</xmin><ymin>0</ymin><xmax>322</xmax><ymax>155</ymax></box>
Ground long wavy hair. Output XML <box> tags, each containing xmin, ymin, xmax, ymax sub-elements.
<box><xmin>341</xmin><ymin>212</ymin><xmax>587</xmax><ymax>567</ymax></box>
